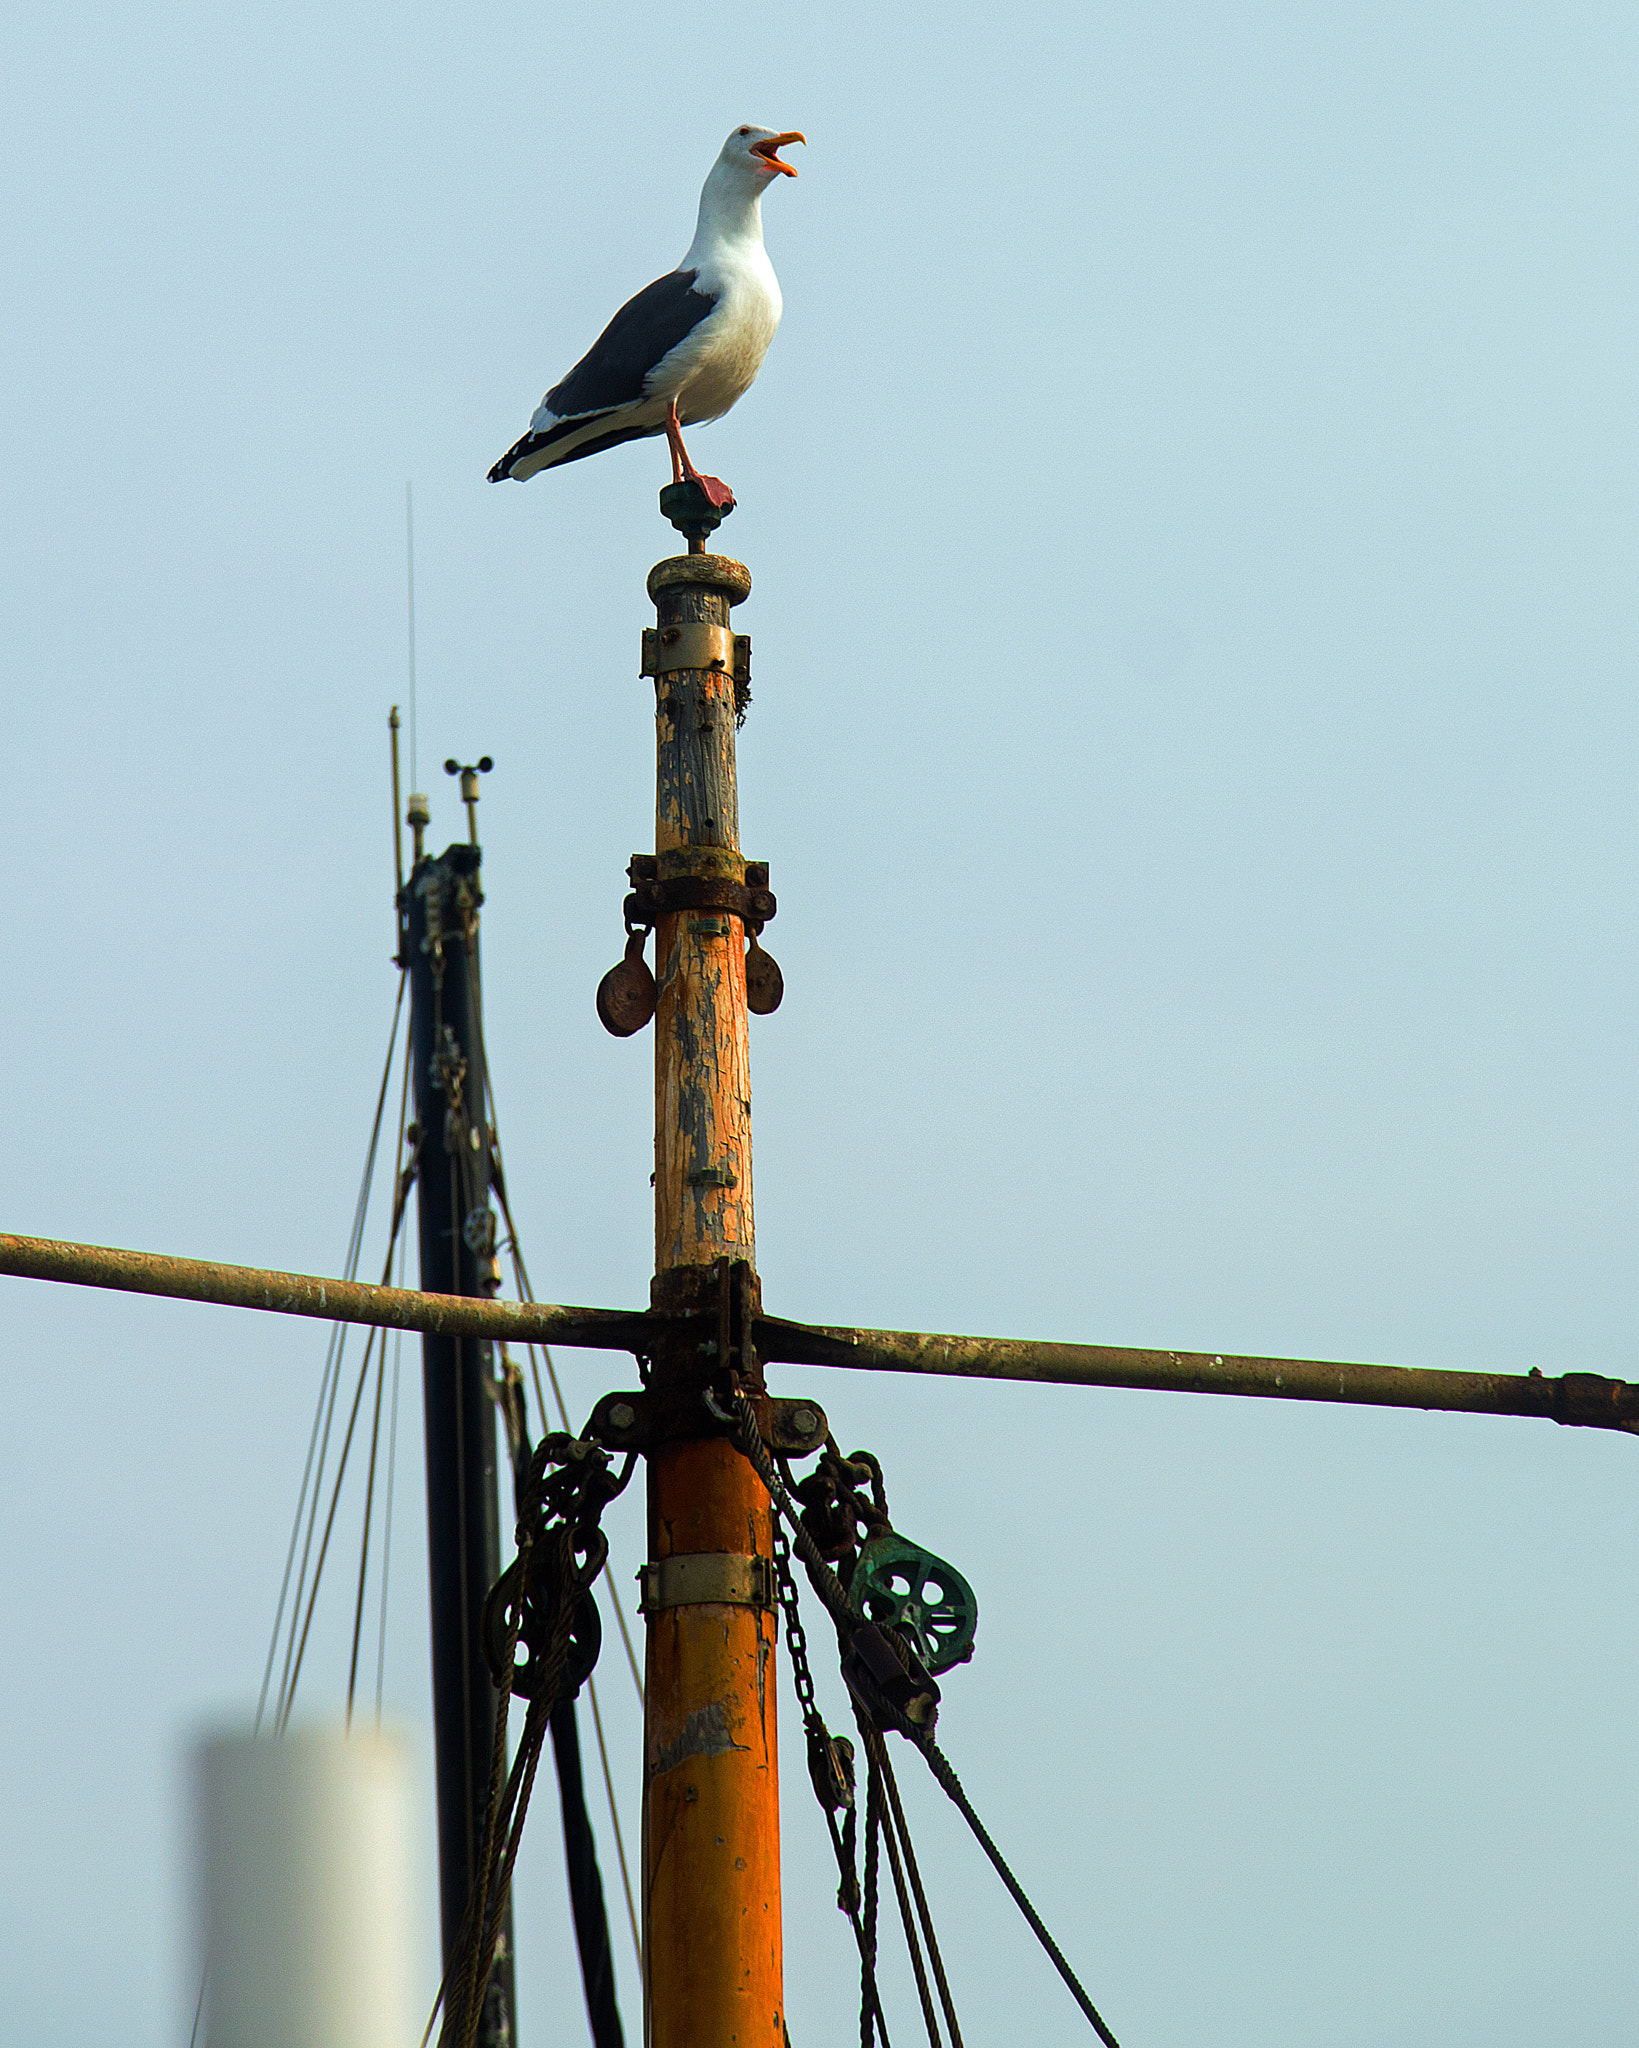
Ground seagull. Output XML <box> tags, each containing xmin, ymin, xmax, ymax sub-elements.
<box><xmin>488</xmin><ymin>125</ymin><xmax>805</xmax><ymax>510</ymax></box>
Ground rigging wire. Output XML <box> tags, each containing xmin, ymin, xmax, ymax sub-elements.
<box><xmin>489</xmin><ymin>1152</ymin><xmax>644</xmax><ymax>1978</ymax></box>
<box><xmin>374</xmin><ymin>1230</ymin><xmax>409</xmax><ymax>1729</ymax></box>
<box><xmin>278</xmin><ymin>1138</ymin><xmax>419</xmax><ymax>1730</ymax></box>
<box><xmin>466</xmin><ymin>915</ymin><xmax>645</xmax><ymax>1704</ymax></box>
<box><xmin>918</xmin><ymin>1742</ymin><xmax>1121</xmax><ymax>2048</ymax></box>
<box><xmin>467</xmin><ymin>955</ymin><xmax>644</xmax><ymax>1987</ymax></box>
<box><xmin>345</xmin><ymin>1337</ymin><xmax>389</xmax><ymax>1730</ymax></box>
<box><xmin>871</xmin><ymin>1733</ymin><xmax>963</xmax><ymax>2048</ymax></box>
<box><xmin>493</xmin><ymin>1168</ymin><xmax>645</xmax><ymax>1706</ymax></box>
<box><xmin>870</xmin><ymin>1738</ymin><xmax>944</xmax><ymax>2048</ymax></box>
<box><xmin>255</xmin><ymin>973</ymin><xmax>406</xmax><ymax>1728</ymax></box>
<box><xmin>277</xmin><ymin>1321</ymin><xmax>382</xmax><ymax>1732</ymax></box>
<box><xmin>732</xmin><ymin>1394</ymin><xmax>1123</xmax><ymax>2048</ymax></box>
<box><xmin>583</xmin><ymin>1658</ymin><xmax>644</xmax><ymax>1973</ymax></box>
<box><xmin>256</xmin><ymin>1328</ymin><xmax>342</xmax><ymax>1730</ymax></box>
<box><xmin>348</xmin><ymin>1027</ymin><xmax>415</xmax><ymax>1727</ymax></box>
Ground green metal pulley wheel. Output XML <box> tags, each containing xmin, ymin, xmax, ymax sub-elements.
<box><xmin>849</xmin><ymin>1534</ymin><xmax>978</xmax><ymax>1675</ymax></box>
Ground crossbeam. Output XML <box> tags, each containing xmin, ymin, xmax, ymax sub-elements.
<box><xmin>0</xmin><ymin>1232</ymin><xmax>646</xmax><ymax>1351</ymax></box>
<box><xmin>754</xmin><ymin>1317</ymin><xmax>1639</xmax><ymax>1432</ymax></box>
<box><xmin>3</xmin><ymin>1231</ymin><xmax>1634</xmax><ymax>1434</ymax></box>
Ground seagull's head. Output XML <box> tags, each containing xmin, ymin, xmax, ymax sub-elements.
<box><xmin>722</xmin><ymin>124</ymin><xmax>806</xmax><ymax>185</ymax></box>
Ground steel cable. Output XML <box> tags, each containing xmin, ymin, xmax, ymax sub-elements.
<box><xmin>870</xmin><ymin>1740</ymin><xmax>943</xmax><ymax>2048</ymax></box>
<box><xmin>257</xmin><ymin>974</ymin><xmax>408</xmax><ymax>1729</ymax></box>
<box><xmin>873</xmin><ymin>1737</ymin><xmax>963</xmax><ymax>2048</ymax></box>
<box><xmin>729</xmin><ymin>1390</ymin><xmax>1121</xmax><ymax>2047</ymax></box>
<box><xmin>349</xmin><ymin>1025</ymin><xmax>415</xmax><ymax>1725</ymax></box>
<box><xmin>918</xmin><ymin>1739</ymin><xmax>1121</xmax><ymax>2048</ymax></box>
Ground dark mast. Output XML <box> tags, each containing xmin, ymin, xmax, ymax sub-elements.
<box><xmin>402</xmin><ymin>760</ymin><xmax>517</xmax><ymax>2047</ymax></box>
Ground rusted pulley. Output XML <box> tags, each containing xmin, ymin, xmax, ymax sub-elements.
<box><xmin>596</xmin><ymin>929</ymin><xmax>657</xmax><ymax>1037</ymax></box>
<box><xmin>745</xmin><ymin>931</ymin><xmax>784</xmax><ymax>1014</ymax></box>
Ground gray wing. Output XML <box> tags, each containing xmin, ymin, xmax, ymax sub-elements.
<box><xmin>544</xmin><ymin>268</ymin><xmax>719</xmax><ymax>418</ymax></box>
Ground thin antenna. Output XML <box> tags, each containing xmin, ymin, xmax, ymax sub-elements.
<box><xmin>405</xmin><ymin>483</ymin><xmax>418</xmax><ymax>789</ymax></box>
<box><xmin>388</xmin><ymin>707</ymin><xmax>405</xmax><ymax>895</ymax></box>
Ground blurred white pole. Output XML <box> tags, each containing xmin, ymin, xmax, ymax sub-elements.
<box><xmin>198</xmin><ymin>1728</ymin><xmax>414</xmax><ymax>2048</ymax></box>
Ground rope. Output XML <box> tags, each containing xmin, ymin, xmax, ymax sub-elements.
<box><xmin>726</xmin><ymin>1388</ymin><xmax>1120</xmax><ymax>2048</ymax></box>
<box><xmin>861</xmin><ymin>1774</ymin><xmax>883</xmax><ymax>2048</ymax></box>
<box><xmin>276</xmin><ymin>1323</ymin><xmax>381</xmax><ymax>1731</ymax></box>
<box><xmin>438</xmin><ymin>1529</ymin><xmax>537</xmax><ymax>2048</ymax></box>
<box><xmin>489</xmin><ymin>1136</ymin><xmax>644</xmax><ymax>1978</ymax></box>
<box><xmin>918</xmin><ymin>1738</ymin><xmax>1121</xmax><ymax>2048</ymax></box>
<box><xmin>447</xmin><ymin>928</ymin><xmax>643</xmax><ymax>2032</ymax></box>
<box><xmin>259</xmin><ymin>1325</ymin><xmax>344</xmax><ymax>1728</ymax></box>
<box><xmin>493</xmin><ymin>1155</ymin><xmax>645</xmax><ymax>1705</ymax></box>
<box><xmin>874</xmin><ymin>1737</ymin><xmax>963</xmax><ymax>2048</ymax></box>
<box><xmin>275</xmin><ymin>1105</ymin><xmax>422</xmax><ymax>1733</ymax></box>
<box><xmin>870</xmin><ymin>1741</ymin><xmax>942</xmax><ymax>2048</ymax></box>
<box><xmin>357</xmin><ymin>1009</ymin><xmax>416</xmax><ymax>1726</ymax></box>
<box><xmin>345</xmin><ymin>1339</ymin><xmax>388</xmax><ymax>1728</ymax></box>
<box><xmin>374</xmin><ymin>1317</ymin><xmax>404</xmax><ymax>1726</ymax></box>
<box><xmin>432</xmin><ymin>1432</ymin><xmax>627</xmax><ymax>2048</ymax></box>
<box><xmin>771</xmin><ymin>1518</ymin><xmax>891</xmax><ymax>2044</ymax></box>
<box><xmin>279</xmin><ymin>1127</ymin><xmax>419</xmax><ymax>1729</ymax></box>
<box><xmin>445</xmin><ymin>1544</ymin><xmax>576</xmax><ymax>2048</ymax></box>
<box><xmin>257</xmin><ymin>975</ymin><xmax>409</xmax><ymax>1731</ymax></box>
<box><xmin>550</xmin><ymin>1700</ymin><xmax>626</xmax><ymax>2047</ymax></box>
<box><xmin>584</xmin><ymin>1672</ymin><xmax>644</xmax><ymax>1975</ymax></box>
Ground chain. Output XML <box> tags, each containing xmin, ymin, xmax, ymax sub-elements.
<box><xmin>771</xmin><ymin>1485</ymin><xmax>892</xmax><ymax>2046</ymax></box>
<box><xmin>728</xmin><ymin>1387</ymin><xmax>1115</xmax><ymax>2046</ymax></box>
<box><xmin>772</xmin><ymin>1515</ymin><xmax>819</xmax><ymax>1723</ymax></box>
<box><xmin>724</xmin><ymin>1389</ymin><xmax>856</xmax><ymax>1628</ymax></box>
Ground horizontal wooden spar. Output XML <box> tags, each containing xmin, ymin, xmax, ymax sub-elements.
<box><xmin>0</xmin><ymin>1232</ymin><xmax>648</xmax><ymax>1353</ymax></box>
<box><xmin>753</xmin><ymin>1316</ymin><xmax>1639</xmax><ymax>1434</ymax></box>
<box><xmin>3</xmin><ymin>1231</ymin><xmax>1634</xmax><ymax>1434</ymax></box>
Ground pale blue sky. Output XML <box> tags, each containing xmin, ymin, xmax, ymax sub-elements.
<box><xmin>2</xmin><ymin>3</ymin><xmax>1637</xmax><ymax>2043</ymax></box>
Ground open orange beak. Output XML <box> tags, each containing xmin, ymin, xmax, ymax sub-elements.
<box><xmin>750</xmin><ymin>131</ymin><xmax>806</xmax><ymax>177</ymax></box>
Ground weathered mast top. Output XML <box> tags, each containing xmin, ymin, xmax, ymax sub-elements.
<box><xmin>646</xmin><ymin>547</ymin><xmax>758</xmax><ymax>1296</ymax></box>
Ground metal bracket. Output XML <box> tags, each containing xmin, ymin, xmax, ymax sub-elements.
<box><xmin>586</xmin><ymin>1388</ymin><xmax>828</xmax><ymax>1458</ymax></box>
<box><xmin>638</xmin><ymin>1551</ymin><xmax>775</xmax><ymax>1614</ymax></box>
<box><xmin>641</xmin><ymin>623</ymin><xmax>751</xmax><ymax>685</ymax></box>
<box><xmin>624</xmin><ymin>852</ymin><xmax>776</xmax><ymax>931</ymax></box>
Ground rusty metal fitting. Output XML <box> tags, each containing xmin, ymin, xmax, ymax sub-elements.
<box><xmin>587</xmin><ymin>1386</ymin><xmax>828</xmax><ymax>1460</ymax></box>
<box><xmin>640</xmin><ymin>621</ymin><xmax>751</xmax><ymax>689</ymax></box>
<box><xmin>647</xmin><ymin>555</ymin><xmax>752</xmax><ymax>607</ymax></box>
<box><xmin>649</xmin><ymin>1261</ymin><xmax>762</xmax><ymax>1322</ymax></box>
<box><xmin>638</xmin><ymin>1552</ymin><xmax>776</xmax><ymax>1615</ymax></box>
<box><xmin>624</xmin><ymin>851</ymin><xmax>776</xmax><ymax>932</ymax></box>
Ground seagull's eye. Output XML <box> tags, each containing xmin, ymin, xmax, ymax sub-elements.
<box><xmin>737</xmin><ymin>126</ymin><xmax>751</xmax><ymax>135</ymax></box>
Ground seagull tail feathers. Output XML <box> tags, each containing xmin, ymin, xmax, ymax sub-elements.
<box><xmin>488</xmin><ymin>409</ymin><xmax>665</xmax><ymax>484</ymax></box>
<box><xmin>488</xmin><ymin>432</ymin><xmax>540</xmax><ymax>483</ymax></box>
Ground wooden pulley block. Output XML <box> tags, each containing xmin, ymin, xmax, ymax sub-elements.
<box><xmin>596</xmin><ymin>930</ymin><xmax>656</xmax><ymax>1037</ymax></box>
<box><xmin>745</xmin><ymin>932</ymin><xmax>784</xmax><ymax>1015</ymax></box>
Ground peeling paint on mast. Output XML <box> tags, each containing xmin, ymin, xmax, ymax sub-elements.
<box><xmin>642</xmin><ymin>544</ymin><xmax>783</xmax><ymax>2048</ymax></box>
<box><xmin>650</xmin><ymin>552</ymin><xmax>756</xmax><ymax>1271</ymax></box>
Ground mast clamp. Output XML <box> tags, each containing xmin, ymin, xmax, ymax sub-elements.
<box><xmin>640</xmin><ymin>623</ymin><xmax>751</xmax><ymax>685</ymax></box>
<box><xmin>638</xmin><ymin>1552</ymin><xmax>775</xmax><ymax>1615</ymax></box>
<box><xmin>586</xmin><ymin>1385</ymin><xmax>827</xmax><ymax>1458</ymax></box>
<box><xmin>624</xmin><ymin>852</ymin><xmax>777</xmax><ymax>931</ymax></box>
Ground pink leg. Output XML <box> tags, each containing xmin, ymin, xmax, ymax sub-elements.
<box><xmin>663</xmin><ymin>401</ymin><xmax>735</xmax><ymax>511</ymax></box>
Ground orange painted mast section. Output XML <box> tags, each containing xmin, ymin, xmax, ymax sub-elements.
<box><xmin>642</xmin><ymin>548</ymin><xmax>784</xmax><ymax>2047</ymax></box>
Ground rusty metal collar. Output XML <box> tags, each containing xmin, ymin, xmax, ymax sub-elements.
<box><xmin>638</xmin><ymin>1552</ymin><xmax>775</xmax><ymax>1614</ymax></box>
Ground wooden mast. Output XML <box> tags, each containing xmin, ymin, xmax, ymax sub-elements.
<box><xmin>641</xmin><ymin>546</ymin><xmax>784</xmax><ymax>2047</ymax></box>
